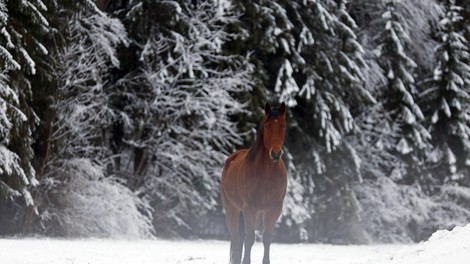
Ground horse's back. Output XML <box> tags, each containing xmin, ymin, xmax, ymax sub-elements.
<box><xmin>221</xmin><ymin>149</ymin><xmax>248</xmax><ymax>209</ymax></box>
<box><xmin>223</xmin><ymin>149</ymin><xmax>247</xmax><ymax>174</ymax></box>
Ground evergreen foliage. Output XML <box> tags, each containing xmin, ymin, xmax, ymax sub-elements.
<box><xmin>0</xmin><ymin>0</ymin><xmax>469</xmax><ymax>243</ymax></box>
<box><xmin>423</xmin><ymin>0</ymin><xmax>470</xmax><ymax>187</ymax></box>
<box><xmin>108</xmin><ymin>0</ymin><xmax>253</xmax><ymax>236</ymax></box>
<box><xmin>374</xmin><ymin>0</ymin><xmax>431</xmax><ymax>186</ymax></box>
<box><xmin>30</xmin><ymin>0</ymin><xmax>142</xmax><ymax>236</ymax></box>
<box><xmin>0</xmin><ymin>0</ymin><xmax>49</xmax><ymax>233</ymax></box>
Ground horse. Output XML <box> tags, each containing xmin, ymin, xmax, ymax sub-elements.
<box><xmin>221</xmin><ymin>102</ymin><xmax>288</xmax><ymax>264</ymax></box>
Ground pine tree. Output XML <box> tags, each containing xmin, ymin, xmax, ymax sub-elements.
<box><xmin>31</xmin><ymin>0</ymin><xmax>151</xmax><ymax>237</ymax></box>
<box><xmin>0</xmin><ymin>0</ymin><xmax>49</xmax><ymax>233</ymax></box>
<box><xmin>456</xmin><ymin>0</ymin><xmax>469</xmax><ymax>41</ymax></box>
<box><xmin>226</xmin><ymin>0</ymin><xmax>311</xmax><ymax>241</ymax></box>
<box><xmin>108</xmin><ymin>0</ymin><xmax>253</xmax><ymax>236</ymax></box>
<box><xmin>228</xmin><ymin>0</ymin><xmax>374</xmax><ymax>243</ymax></box>
<box><xmin>349</xmin><ymin>1</ymin><xmax>442</xmax><ymax>186</ymax></box>
<box><xmin>424</xmin><ymin>0</ymin><xmax>470</xmax><ymax>187</ymax></box>
<box><xmin>0</xmin><ymin>3</ymin><xmax>26</xmax><ymax>201</ymax></box>
<box><xmin>348</xmin><ymin>0</ymin><xmax>470</xmax><ymax>243</ymax></box>
<box><xmin>297</xmin><ymin>0</ymin><xmax>374</xmax><ymax>244</ymax></box>
<box><xmin>2</xmin><ymin>0</ymin><xmax>154</xmax><ymax>237</ymax></box>
<box><xmin>374</xmin><ymin>0</ymin><xmax>431</xmax><ymax>186</ymax></box>
<box><xmin>0</xmin><ymin>74</ymin><xmax>30</xmax><ymax>200</ymax></box>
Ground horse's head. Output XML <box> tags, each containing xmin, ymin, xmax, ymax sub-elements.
<box><xmin>262</xmin><ymin>102</ymin><xmax>286</xmax><ymax>162</ymax></box>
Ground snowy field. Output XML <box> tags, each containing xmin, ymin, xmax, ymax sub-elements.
<box><xmin>1</xmin><ymin>224</ymin><xmax>469</xmax><ymax>264</ymax></box>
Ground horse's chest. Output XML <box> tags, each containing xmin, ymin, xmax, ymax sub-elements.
<box><xmin>241</xmin><ymin>171</ymin><xmax>287</xmax><ymax>209</ymax></box>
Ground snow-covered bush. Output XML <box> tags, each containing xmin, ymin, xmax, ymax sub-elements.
<box><xmin>40</xmin><ymin>159</ymin><xmax>153</xmax><ymax>238</ymax></box>
<box><xmin>41</xmin><ymin>159</ymin><xmax>153</xmax><ymax>238</ymax></box>
<box><xmin>355</xmin><ymin>177</ymin><xmax>470</xmax><ymax>242</ymax></box>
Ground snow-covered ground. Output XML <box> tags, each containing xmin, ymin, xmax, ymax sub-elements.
<box><xmin>1</xmin><ymin>224</ymin><xmax>469</xmax><ymax>264</ymax></box>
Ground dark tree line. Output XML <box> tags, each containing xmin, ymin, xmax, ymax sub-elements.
<box><xmin>1</xmin><ymin>0</ymin><xmax>470</xmax><ymax>243</ymax></box>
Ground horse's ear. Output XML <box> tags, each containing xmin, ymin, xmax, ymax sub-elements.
<box><xmin>280</xmin><ymin>102</ymin><xmax>286</xmax><ymax>115</ymax></box>
<box><xmin>264</xmin><ymin>102</ymin><xmax>271</xmax><ymax>115</ymax></box>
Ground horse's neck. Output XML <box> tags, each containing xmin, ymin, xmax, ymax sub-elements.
<box><xmin>248</xmin><ymin>134</ymin><xmax>279</xmax><ymax>169</ymax></box>
<box><xmin>254</xmin><ymin>143</ymin><xmax>270</xmax><ymax>162</ymax></box>
<box><xmin>247</xmin><ymin>130</ymin><xmax>266</xmax><ymax>161</ymax></box>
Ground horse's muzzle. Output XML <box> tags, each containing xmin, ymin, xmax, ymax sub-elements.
<box><xmin>270</xmin><ymin>149</ymin><xmax>283</xmax><ymax>162</ymax></box>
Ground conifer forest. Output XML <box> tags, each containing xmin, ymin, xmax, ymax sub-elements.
<box><xmin>1</xmin><ymin>0</ymin><xmax>470</xmax><ymax>244</ymax></box>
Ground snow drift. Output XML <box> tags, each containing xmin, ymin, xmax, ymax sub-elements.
<box><xmin>387</xmin><ymin>223</ymin><xmax>470</xmax><ymax>263</ymax></box>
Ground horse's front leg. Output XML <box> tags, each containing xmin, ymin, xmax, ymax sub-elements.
<box><xmin>262</xmin><ymin>206</ymin><xmax>282</xmax><ymax>264</ymax></box>
<box><xmin>242</xmin><ymin>207</ymin><xmax>258</xmax><ymax>264</ymax></box>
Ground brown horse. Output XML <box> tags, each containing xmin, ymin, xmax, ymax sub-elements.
<box><xmin>221</xmin><ymin>102</ymin><xmax>287</xmax><ymax>264</ymax></box>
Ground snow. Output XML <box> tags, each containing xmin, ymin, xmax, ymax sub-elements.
<box><xmin>1</xmin><ymin>224</ymin><xmax>470</xmax><ymax>264</ymax></box>
<box><xmin>0</xmin><ymin>238</ymin><xmax>402</xmax><ymax>264</ymax></box>
<box><xmin>388</xmin><ymin>224</ymin><xmax>470</xmax><ymax>264</ymax></box>
<box><xmin>275</xmin><ymin>59</ymin><xmax>300</xmax><ymax>107</ymax></box>
<box><xmin>396</xmin><ymin>138</ymin><xmax>412</xmax><ymax>154</ymax></box>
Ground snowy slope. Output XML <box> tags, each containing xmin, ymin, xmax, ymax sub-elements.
<box><xmin>386</xmin><ymin>224</ymin><xmax>470</xmax><ymax>264</ymax></box>
<box><xmin>0</xmin><ymin>224</ymin><xmax>468</xmax><ymax>264</ymax></box>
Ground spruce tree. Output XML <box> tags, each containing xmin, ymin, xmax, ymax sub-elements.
<box><xmin>375</xmin><ymin>0</ymin><xmax>431</xmax><ymax>186</ymax></box>
<box><xmin>424</xmin><ymin>0</ymin><xmax>470</xmax><ymax>187</ymax></box>
<box><xmin>29</xmin><ymin>0</ymin><xmax>151</xmax><ymax>237</ymax></box>
<box><xmin>228</xmin><ymin>0</ymin><xmax>374</xmax><ymax>243</ymax></box>
<box><xmin>301</xmin><ymin>0</ymin><xmax>374</xmax><ymax>244</ymax></box>
<box><xmin>107</xmin><ymin>0</ymin><xmax>253</xmax><ymax>236</ymax></box>
<box><xmin>0</xmin><ymin>2</ymin><xmax>25</xmax><ymax>201</ymax></box>
<box><xmin>0</xmin><ymin>0</ymin><xmax>49</xmax><ymax>233</ymax></box>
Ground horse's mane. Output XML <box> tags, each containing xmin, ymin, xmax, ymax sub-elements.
<box><xmin>247</xmin><ymin>107</ymin><xmax>281</xmax><ymax>161</ymax></box>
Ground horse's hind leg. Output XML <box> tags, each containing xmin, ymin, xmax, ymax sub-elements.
<box><xmin>223</xmin><ymin>202</ymin><xmax>243</xmax><ymax>264</ymax></box>
<box><xmin>262</xmin><ymin>206</ymin><xmax>282</xmax><ymax>264</ymax></box>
